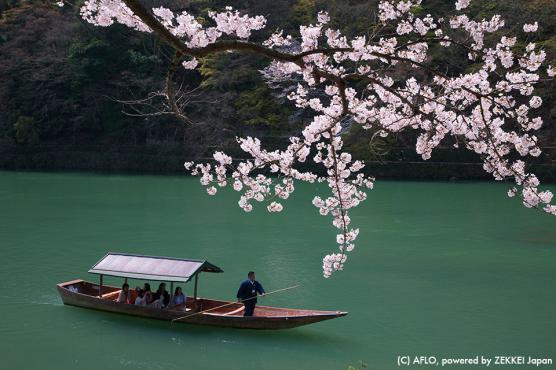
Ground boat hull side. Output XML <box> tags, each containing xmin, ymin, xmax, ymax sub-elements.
<box><xmin>56</xmin><ymin>284</ymin><xmax>346</xmax><ymax>330</ymax></box>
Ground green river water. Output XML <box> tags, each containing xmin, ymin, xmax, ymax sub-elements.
<box><xmin>0</xmin><ymin>171</ymin><xmax>555</xmax><ymax>370</ymax></box>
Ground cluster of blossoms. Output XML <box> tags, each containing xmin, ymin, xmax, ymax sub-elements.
<box><xmin>76</xmin><ymin>0</ymin><xmax>555</xmax><ymax>277</ymax></box>
<box><xmin>80</xmin><ymin>0</ymin><xmax>152</xmax><ymax>32</ymax></box>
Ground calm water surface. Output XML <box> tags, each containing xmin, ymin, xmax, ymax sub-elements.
<box><xmin>0</xmin><ymin>171</ymin><xmax>555</xmax><ymax>370</ymax></box>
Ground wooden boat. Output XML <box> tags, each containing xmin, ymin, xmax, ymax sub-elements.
<box><xmin>57</xmin><ymin>253</ymin><xmax>347</xmax><ymax>330</ymax></box>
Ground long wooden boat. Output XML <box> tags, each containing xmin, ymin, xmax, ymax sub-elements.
<box><xmin>57</xmin><ymin>253</ymin><xmax>347</xmax><ymax>330</ymax></box>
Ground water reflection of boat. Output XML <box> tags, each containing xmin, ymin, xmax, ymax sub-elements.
<box><xmin>57</xmin><ymin>252</ymin><xmax>347</xmax><ymax>330</ymax></box>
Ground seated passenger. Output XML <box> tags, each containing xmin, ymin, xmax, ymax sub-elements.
<box><xmin>149</xmin><ymin>298</ymin><xmax>163</xmax><ymax>309</ymax></box>
<box><xmin>117</xmin><ymin>283</ymin><xmax>130</xmax><ymax>304</ymax></box>
<box><xmin>141</xmin><ymin>283</ymin><xmax>154</xmax><ymax>304</ymax></box>
<box><xmin>134</xmin><ymin>288</ymin><xmax>146</xmax><ymax>306</ymax></box>
<box><xmin>153</xmin><ymin>282</ymin><xmax>170</xmax><ymax>308</ymax></box>
<box><xmin>144</xmin><ymin>290</ymin><xmax>154</xmax><ymax>305</ymax></box>
<box><xmin>145</xmin><ymin>290</ymin><xmax>163</xmax><ymax>309</ymax></box>
<box><xmin>170</xmin><ymin>287</ymin><xmax>187</xmax><ymax>308</ymax></box>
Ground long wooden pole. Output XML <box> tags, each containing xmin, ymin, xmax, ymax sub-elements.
<box><xmin>99</xmin><ymin>274</ymin><xmax>103</xmax><ymax>297</ymax></box>
<box><xmin>194</xmin><ymin>274</ymin><xmax>198</xmax><ymax>300</ymax></box>
<box><xmin>172</xmin><ymin>284</ymin><xmax>300</xmax><ymax>323</ymax></box>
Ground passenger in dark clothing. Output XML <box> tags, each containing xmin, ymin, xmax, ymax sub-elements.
<box><xmin>153</xmin><ymin>282</ymin><xmax>170</xmax><ymax>308</ymax></box>
<box><xmin>236</xmin><ymin>271</ymin><xmax>265</xmax><ymax>317</ymax></box>
<box><xmin>142</xmin><ymin>283</ymin><xmax>154</xmax><ymax>305</ymax></box>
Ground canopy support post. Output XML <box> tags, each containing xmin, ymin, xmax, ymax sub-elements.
<box><xmin>124</xmin><ymin>277</ymin><xmax>128</xmax><ymax>285</ymax></box>
<box><xmin>170</xmin><ymin>281</ymin><xmax>174</xmax><ymax>303</ymax></box>
<box><xmin>194</xmin><ymin>273</ymin><xmax>199</xmax><ymax>300</ymax></box>
<box><xmin>99</xmin><ymin>274</ymin><xmax>103</xmax><ymax>298</ymax></box>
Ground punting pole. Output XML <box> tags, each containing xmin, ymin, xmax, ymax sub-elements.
<box><xmin>170</xmin><ymin>281</ymin><xmax>174</xmax><ymax>303</ymax></box>
<box><xmin>171</xmin><ymin>284</ymin><xmax>300</xmax><ymax>323</ymax></box>
<box><xmin>193</xmin><ymin>274</ymin><xmax>198</xmax><ymax>300</ymax></box>
<box><xmin>99</xmin><ymin>274</ymin><xmax>104</xmax><ymax>297</ymax></box>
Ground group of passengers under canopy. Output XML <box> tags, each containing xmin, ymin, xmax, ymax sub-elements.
<box><xmin>116</xmin><ymin>282</ymin><xmax>187</xmax><ymax>309</ymax></box>
<box><xmin>112</xmin><ymin>271</ymin><xmax>265</xmax><ymax>316</ymax></box>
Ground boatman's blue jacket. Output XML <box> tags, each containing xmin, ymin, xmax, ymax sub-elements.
<box><xmin>236</xmin><ymin>279</ymin><xmax>265</xmax><ymax>303</ymax></box>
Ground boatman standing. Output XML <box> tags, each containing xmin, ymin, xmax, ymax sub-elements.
<box><xmin>236</xmin><ymin>271</ymin><xmax>265</xmax><ymax>317</ymax></box>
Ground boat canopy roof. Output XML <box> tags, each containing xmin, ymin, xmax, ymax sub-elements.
<box><xmin>88</xmin><ymin>253</ymin><xmax>223</xmax><ymax>282</ymax></box>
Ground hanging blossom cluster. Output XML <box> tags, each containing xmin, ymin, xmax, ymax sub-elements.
<box><xmin>80</xmin><ymin>0</ymin><xmax>152</xmax><ymax>32</ymax></box>
<box><xmin>75</xmin><ymin>0</ymin><xmax>555</xmax><ymax>277</ymax></box>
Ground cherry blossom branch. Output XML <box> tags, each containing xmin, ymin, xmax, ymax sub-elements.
<box><xmin>72</xmin><ymin>0</ymin><xmax>556</xmax><ymax>277</ymax></box>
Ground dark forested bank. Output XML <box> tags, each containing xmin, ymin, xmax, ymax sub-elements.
<box><xmin>1</xmin><ymin>0</ymin><xmax>555</xmax><ymax>179</ymax></box>
<box><xmin>2</xmin><ymin>142</ymin><xmax>556</xmax><ymax>181</ymax></box>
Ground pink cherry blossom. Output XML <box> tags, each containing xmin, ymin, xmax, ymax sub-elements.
<box><xmin>267</xmin><ymin>202</ymin><xmax>284</xmax><ymax>212</ymax></box>
<box><xmin>529</xmin><ymin>96</ymin><xmax>542</xmax><ymax>109</ymax></box>
<box><xmin>182</xmin><ymin>59</ymin><xmax>198</xmax><ymax>70</ymax></box>
<box><xmin>455</xmin><ymin>0</ymin><xmax>471</xmax><ymax>11</ymax></box>
<box><xmin>523</xmin><ymin>22</ymin><xmax>538</xmax><ymax>33</ymax></box>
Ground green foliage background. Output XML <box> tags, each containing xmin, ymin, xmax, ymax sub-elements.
<box><xmin>0</xmin><ymin>0</ymin><xmax>555</xmax><ymax>175</ymax></box>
